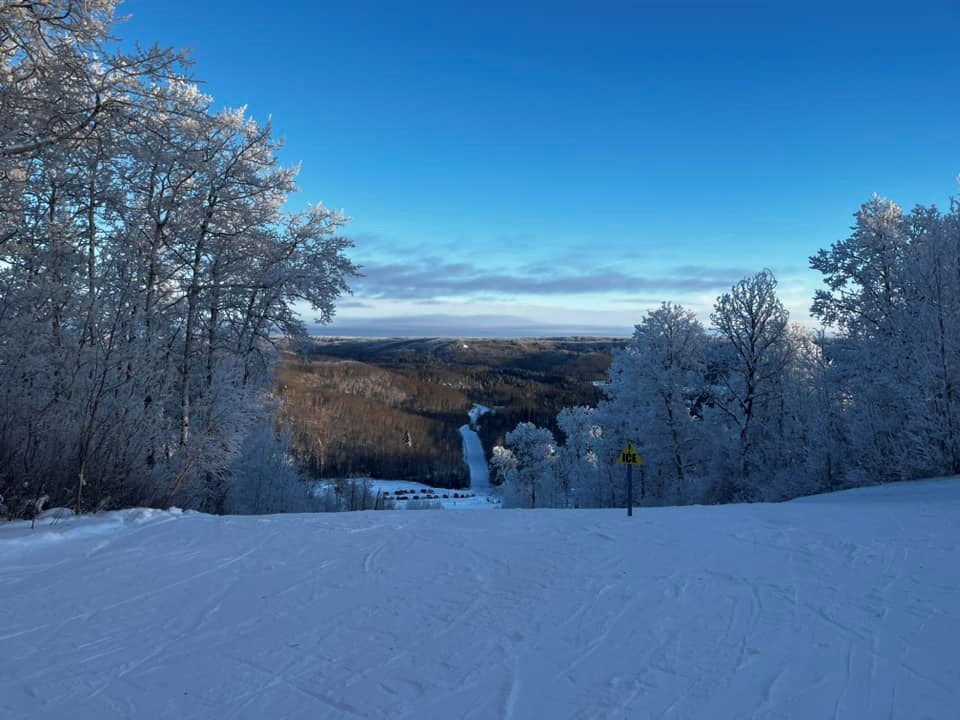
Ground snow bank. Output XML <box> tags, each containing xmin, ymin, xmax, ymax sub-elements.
<box><xmin>0</xmin><ymin>507</ymin><xmax>189</xmax><ymax>555</ymax></box>
<box><xmin>2</xmin><ymin>479</ymin><xmax>959</xmax><ymax>719</ymax></box>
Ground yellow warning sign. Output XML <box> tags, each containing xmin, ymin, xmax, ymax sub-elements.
<box><xmin>617</xmin><ymin>441</ymin><xmax>644</xmax><ymax>466</ymax></box>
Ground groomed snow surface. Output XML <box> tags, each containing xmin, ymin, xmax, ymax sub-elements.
<box><xmin>461</xmin><ymin>402</ymin><xmax>493</xmax><ymax>496</ymax></box>
<box><xmin>3</xmin><ymin>480</ymin><xmax>959</xmax><ymax>720</ymax></box>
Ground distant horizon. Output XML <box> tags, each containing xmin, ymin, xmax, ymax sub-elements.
<box><xmin>304</xmin><ymin>304</ymin><xmax>831</xmax><ymax>339</ymax></box>
<box><xmin>306</xmin><ymin>314</ymin><xmax>634</xmax><ymax>339</ymax></box>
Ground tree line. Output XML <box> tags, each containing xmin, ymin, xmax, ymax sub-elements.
<box><xmin>0</xmin><ymin>1</ymin><xmax>356</xmax><ymax>517</ymax></box>
<box><xmin>493</xmin><ymin>196</ymin><xmax>960</xmax><ymax>508</ymax></box>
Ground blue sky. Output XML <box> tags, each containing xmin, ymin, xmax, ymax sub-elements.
<box><xmin>121</xmin><ymin>0</ymin><xmax>960</xmax><ymax>336</ymax></box>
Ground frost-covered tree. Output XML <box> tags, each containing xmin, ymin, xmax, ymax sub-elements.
<box><xmin>626</xmin><ymin>303</ymin><xmax>706</xmax><ymax>502</ymax></box>
<box><xmin>906</xmin><ymin>203</ymin><xmax>960</xmax><ymax>474</ymax></box>
<box><xmin>811</xmin><ymin>197</ymin><xmax>960</xmax><ymax>483</ymax></box>
<box><xmin>811</xmin><ymin>196</ymin><xmax>908</xmax><ymax>332</ymax></box>
<box><xmin>575</xmin><ymin>304</ymin><xmax>707</xmax><ymax>506</ymax></box>
<box><xmin>499</xmin><ymin>423</ymin><xmax>557</xmax><ymax>508</ymax></box>
<box><xmin>555</xmin><ymin>406</ymin><xmax>602</xmax><ymax>507</ymax></box>
<box><xmin>0</xmin><ymin>1</ymin><xmax>181</xmax><ymax>160</ymax></box>
<box><xmin>709</xmin><ymin>270</ymin><xmax>793</xmax><ymax>496</ymax></box>
<box><xmin>224</xmin><ymin>415</ymin><xmax>313</xmax><ymax>514</ymax></box>
<box><xmin>0</xmin><ymin>1</ymin><xmax>357</xmax><ymax>517</ymax></box>
<box><xmin>489</xmin><ymin>445</ymin><xmax>518</xmax><ymax>488</ymax></box>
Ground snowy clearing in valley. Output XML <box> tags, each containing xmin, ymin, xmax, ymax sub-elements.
<box><xmin>2</xmin><ymin>479</ymin><xmax>959</xmax><ymax>719</ymax></box>
<box><xmin>365</xmin><ymin>479</ymin><xmax>498</xmax><ymax>510</ymax></box>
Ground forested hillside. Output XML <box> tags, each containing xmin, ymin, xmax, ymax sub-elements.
<box><xmin>276</xmin><ymin>338</ymin><xmax>618</xmax><ymax>486</ymax></box>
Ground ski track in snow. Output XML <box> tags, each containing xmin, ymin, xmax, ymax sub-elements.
<box><xmin>1</xmin><ymin>479</ymin><xmax>959</xmax><ymax>719</ymax></box>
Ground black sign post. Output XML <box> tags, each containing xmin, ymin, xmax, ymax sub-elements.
<box><xmin>617</xmin><ymin>441</ymin><xmax>643</xmax><ymax>517</ymax></box>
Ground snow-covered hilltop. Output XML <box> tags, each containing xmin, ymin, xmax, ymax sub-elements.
<box><xmin>3</xmin><ymin>478</ymin><xmax>959</xmax><ymax>719</ymax></box>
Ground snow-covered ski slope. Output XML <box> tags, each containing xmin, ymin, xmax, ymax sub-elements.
<box><xmin>460</xmin><ymin>403</ymin><xmax>492</xmax><ymax>496</ymax></box>
<box><xmin>2</xmin><ymin>480</ymin><xmax>959</xmax><ymax>720</ymax></box>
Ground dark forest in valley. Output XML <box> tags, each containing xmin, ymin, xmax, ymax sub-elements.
<box><xmin>276</xmin><ymin>337</ymin><xmax>622</xmax><ymax>487</ymax></box>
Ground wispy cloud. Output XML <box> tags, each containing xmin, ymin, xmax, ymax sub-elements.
<box><xmin>350</xmin><ymin>260</ymin><xmax>759</xmax><ymax>301</ymax></box>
